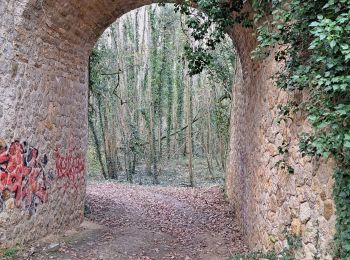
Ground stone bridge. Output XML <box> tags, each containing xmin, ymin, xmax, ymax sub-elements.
<box><xmin>0</xmin><ymin>0</ymin><xmax>335</xmax><ymax>258</ymax></box>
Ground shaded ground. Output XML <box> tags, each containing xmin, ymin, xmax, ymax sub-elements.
<box><xmin>17</xmin><ymin>182</ymin><xmax>247</xmax><ymax>260</ymax></box>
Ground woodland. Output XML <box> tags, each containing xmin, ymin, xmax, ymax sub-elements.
<box><xmin>87</xmin><ymin>4</ymin><xmax>236</xmax><ymax>187</ymax></box>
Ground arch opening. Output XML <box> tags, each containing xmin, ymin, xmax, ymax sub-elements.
<box><xmin>87</xmin><ymin>3</ymin><xmax>236</xmax><ymax>185</ymax></box>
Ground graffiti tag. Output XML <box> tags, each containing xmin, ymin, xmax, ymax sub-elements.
<box><xmin>54</xmin><ymin>147</ymin><xmax>85</xmax><ymax>192</ymax></box>
<box><xmin>0</xmin><ymin>140</ymin><xmax>51</xmax><ymax>215</ymax></box>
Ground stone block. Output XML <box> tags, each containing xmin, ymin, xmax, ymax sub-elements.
<box><xmin>323</xmin><ymin>200</ymin><xmax>334</xmax><ymax>221</ymax></box>
<box><xmin>300</xmin><ymin>202</ymin><xmax>311</xmax><ymax>224</ymax></box>
<box><xmin>291</xmin><ymin>218</ymin><xmax>301</xmax><ymax>236</ymax></box>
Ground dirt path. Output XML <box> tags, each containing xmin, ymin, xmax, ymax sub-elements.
<box><xmin>21</xmin><ymin>182</ymin><xmax>247</xmax><ymax>260</ymax></box>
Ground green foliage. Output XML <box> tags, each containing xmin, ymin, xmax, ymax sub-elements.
<box><xmin>274</xmin><ymin>101</ymin><xmax>299</xmax><ymax>174</ymax></box>
<box><xmin>275</xmin><ymin>139</ymin><xmax>295</xmax><ymax>174</ymax></box>
<box><xmin>213</xmin><ymin>99</ymin><xmax>230</xmax><ymax>140</ymax></box>
<box><xmin>172</xmin><ymin>0</ymin><xmax>250</xmax><ymax>75</ymax></box>
<box><xmin>285</xmin><ymin>232</ymin><xmax>303</xmax><ymax>251</ymax></box>
<box><xmin>175</xmin><ymin>59</ymin><xmax>185</xmax><ymax>149</ymax></box>
<box><xmin>89</xmin><ymin>47</ymin><xmax>117</xmax><ymax>94</ymax></box>
<box><xmin>276</xmin><ymin>102</ymin><xmax>300</xmax><ymax>124</ymax></box>
<box><xmin>333</xmin><ymin>167</ymin><xmax>350</xmax><ymax>257</ymax></box>
<box><xmin>231</xmin><ymin>231</ymin><xmax>302</xmax><ymax>260</ymax></box>
<box><xmin>252</xmin><ymin>0</ymin><xmax>350</xmax><ymax>257</ymax></box>
<box><xmin>206</xmin><ymin>34</ymin><xmax>236</xmax><ymax>154</ymax></box>
<box><xmin>230</xmin><ymin>250</ymin><xmax>278</xmax><ymax>260</ymax></box>
<box><xmin>0</xmin><ymin>247</ymin><xmax>18</xmax><ymax>259</ymax></box>
<box><xmin>184</xmin><ymin>43</ymin><xmax>213</xmax><ymax>75</ymax></box>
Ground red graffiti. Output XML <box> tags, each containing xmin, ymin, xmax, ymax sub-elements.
<box><xmin>0</xmin><ymin>140</ymin><xmax>50</xmax><ymax>214</ymax></box>
<box><xmin>54</xmin><ymin>147</ymin><xmax>85</xmax><ymax>192</ymax></box>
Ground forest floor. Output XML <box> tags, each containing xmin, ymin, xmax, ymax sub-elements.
<box><xmin>14</xmin><ymin>182</ymin><xmax>247</xmax><ymax>260</ymax></box>
<box><xmin>87</xmin><ymin>157</ymin><xmax>226</xmax><ymax>188</ymax></box>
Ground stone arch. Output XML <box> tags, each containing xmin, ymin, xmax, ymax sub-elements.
<box><xmin>0</xmin><ymin>0</ymin><xmax>335</xmax><ymax>258</ymax></box>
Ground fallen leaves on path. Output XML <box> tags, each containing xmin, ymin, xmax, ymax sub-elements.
<box><xmin>86</xmin><ymin>182</ymin><xmax>247</xmax><ymax>259</ymax></box>
<box><xmin>24</xmin><ymin>182</ymin><xmax>247</xmax><ymax>260</ymax></box>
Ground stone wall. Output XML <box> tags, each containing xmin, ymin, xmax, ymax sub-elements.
<box><xmin>226</xmin><ymin>15</ymin><xmax>336</xmax><ymax>259</ymax></box>
<box><xmin>0</xmin><ymin>0</ymin><xmax>89</xmax><ymax>246</ymax></box>
<box><xmin>0</xmin><ymin>0</ymin><xmax>336</xmax><ymax>258</ymax></box>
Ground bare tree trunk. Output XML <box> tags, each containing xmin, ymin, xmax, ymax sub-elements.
<box><xmin>150</xmin><ymin>103</ymin><xmax>159</xmax><ymax>184</ymax></box>
<box><xmin>102</xmin><ymin>101</ymin><xmax>114</xmax><ymax>179</ymax></box>
<box><xmin>186</xmin><ymin>75</ymin><xmax>194</xmax><ymax>187</ymax></box>
<box><xmin>202</xmin><ymin>128</ymin><xmax>214</xmax><ymax>177</ymax></box>
<box><xmin>88</xmin><ymin>108</ymin><xmax>108</xmax><ymax>179</ymax></box>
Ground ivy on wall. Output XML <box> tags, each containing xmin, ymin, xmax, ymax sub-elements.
<box><xmin>170</xmin><ymin>0</ymin><xmax>350</xmax><ymax>258</ymax></box>
<box><xmin>252</xmin><ymin>0</ymin><xmax>350</xmax><ymax>257</ymax></box>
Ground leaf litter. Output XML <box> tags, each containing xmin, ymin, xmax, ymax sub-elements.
<box><xmin>21</xmin><ymin>181</ymin><xmax>247</xmax><ymax>260</ymax></box>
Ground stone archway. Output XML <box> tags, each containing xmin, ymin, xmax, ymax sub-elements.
<box><xmin>0</xmin><ymin>0</ymin><xmax>335</xmax><ymax>258</ymax></box>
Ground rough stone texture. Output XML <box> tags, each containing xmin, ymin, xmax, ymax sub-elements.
<box><xmin>225</xmin><ymin>5</ymin><xmax>336</xmax><ymax>257</ymax></box>
<box><xmin>291</xmin><ymin>218</ymin><xmax>302</xmax><ymax>236</ymax></box>
<box><xmin>0</xmin><ymin>0</ymin><xmax>335</xmax><ymax>259</ymax></box>
<box><xmin>300</xmin><ymin>202</ymin><xmax>311</xmax><ymax>224</ymax></box>
<box><xmin>323</xmin><ymin>200</ymin><xmax>334</xmax><ymax>221</ymax></box>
